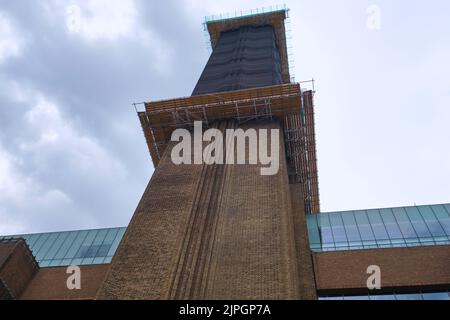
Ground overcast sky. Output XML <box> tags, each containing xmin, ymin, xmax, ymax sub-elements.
<box><xmin>1</xmin><ymin>0</ymin><xmax>449</xmax><ymax>235</ymax></box>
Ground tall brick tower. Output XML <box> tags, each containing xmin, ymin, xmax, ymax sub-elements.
<box><xmin>97</xmin><ymin>8</ymin><xmax>320</xmax><ymax>300</ymax></box>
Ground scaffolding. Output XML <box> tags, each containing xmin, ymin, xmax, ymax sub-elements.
<box><xmin>283</xmin><ymin>88</ymin><xmax>320</xmax><ymax>214</ymax></box>
<box><xmin>136</xmin><ymin>82</ymin><xmax>320</xmax><ymax>214</ymax></box>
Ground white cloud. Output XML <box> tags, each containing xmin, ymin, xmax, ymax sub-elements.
<box><xmin>0</xmin><ymin>133</ymin><xmax>68</xmax><ymax>210</ymax></box>
<box><xmin>10</xmin><ymin>83</ymin><xmax>127</xmax><ymax>180</ymax></box>
<box><xmin>0</xmin><ymin>146</ymin><xmax>29</xmax><ymax>204</ymax></box>
<box><xmin>0</xmin><ymin>142</ymin><xmax>72</xmax><ymax>234</ymax></box>
<box><xmin>0</xmin><ymin>11</ymin><xmax>25</xmax><ymax>64</ymax></box>
<box><xmin>40</xmin><ymin>0</ymin><xmax>173</xmax><ymax>74</ymax></box>
<box><xmin>41</xmin><ymin>0</ymin><xmax>137</xmax><ymax>41</ymax></box>
<box><xmin>137</xmin><ymin>28</ymin><xmax>174</xmax><ymax>75</ymax></box>
<box><xmin>20</xmin><ymin>95</ymin><xmax>126</xmax><ymax>179</ymax></box>
<box><xmin>53</xmin><ymin>0</ymin><xmax>138</xmax><ymax>41</ymax></box>
<box><xmin>0</xmin><ymin>80</ymin><xmax>128</xmax><ymax>234</ymax></box>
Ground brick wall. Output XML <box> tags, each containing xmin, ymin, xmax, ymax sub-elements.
<box><xmin>0</xmin><ymin>239</ymin><xmax>39</xmax><ymax>299</ymax></box>
<box><xmin>313</xmin><ymin>245</ymin><xmax>450</xmax><ymax>293</ymax></box>
<box><xmin>97</xmin><ymin>120</ymin><xmax>312</xmax><ymax>299</ymax></box>
<box><xmin>202</xmin><ymin>121</ymin><xmax>299</xmax><ymax>299</ymax></box>
<box><xmin>0</xmin><ymin>241</ymin><xmax>15</xmax><ymax>267</ymax></box>
<box><xmin>289</xmin><ymin>184</ymin><xmax>317</xmax><ymax>300</ymax></box>
<box><xmin>20</xmin><ymin>264</ymin><xmax>109</xmax><ymax>300</ymax></box>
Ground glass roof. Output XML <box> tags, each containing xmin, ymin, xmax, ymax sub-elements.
<box><xmin>308</xmin><ymin>203</ymin><xmax>450</xmax><ymax>252</ymax></box>
<box><xmin>0</xmin><ymin>227</ymin><xmax>126</xmax><ymax>268</ymax></box>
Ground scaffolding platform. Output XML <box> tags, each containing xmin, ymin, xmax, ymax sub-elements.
<box><xmin>137</xmin><ymin>83</ymin><xmax>320</xmax><ymax>214</ymax></box>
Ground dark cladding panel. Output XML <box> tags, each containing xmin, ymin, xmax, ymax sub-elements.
<box><xmin>192</xmin><ymin>25</ymin><xmax>283</xmax><ymax>95</ymax></box>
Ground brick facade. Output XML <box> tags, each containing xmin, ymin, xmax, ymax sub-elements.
<box><xmin>313</xmin><ymin>245</ymin><xmax>450</xmax><ymax>294</ymax></box>
<box><xmin>20</xmin><ymin>265</ymin><xmax>109</xmax><ymax>300</ymax></box>
<box><xmin>0</xmin><ymin>239</ymin><xmax>39</xmax><ymax>299</ymax></box>
<box><xmin>97</xmin><ymin>120</ymin><xmax>315</xmax><ymax>299</ymax></box>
